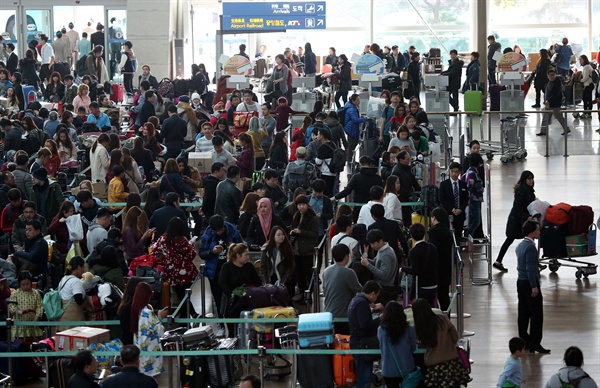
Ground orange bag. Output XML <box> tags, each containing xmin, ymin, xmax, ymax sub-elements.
<box><xmin>545</xmin><ymin>202</ymin><xmax>572</xmax><ymax>225</ymax></box>
<box><xmin>333</xmin><ymin>334</ymin><xmax>356</xmax><ymax>386</ymax></box>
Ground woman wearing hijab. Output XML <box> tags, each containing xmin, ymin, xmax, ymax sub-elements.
<box><xmin>246</xmin><ymin>197</ymin><xmax>285</xmax><ymax>248</ymax></box>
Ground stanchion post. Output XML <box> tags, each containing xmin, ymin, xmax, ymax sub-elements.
<box><xmin>6</xmin><ymin>318</ymin><xmax>13</xmax><ymax>387</ymax></box>
<box><xmin>456</xmin><ymin>284</ymin><xmax>464</xmax><ymax>336</ymax></box>
<box><xmin>185</xmin><ymin>288</ymin><xmax>192</xmax><ymax>328</ymax></box>
<box><xmin>487</xmin><ymin>113</ymin><xmax>492</xmax><ymax>142</ymax></box>
<box><xmin>200</xmin><ymin>264</ymin><xmax>206</xmax><ymax>318</ymax></box>
<box><xmin>563</xmin><ymin>111</ymin><xmax>569</xmax><ymax>157</ymax></box>
<box><xmin>545</xmin><ymin>122</ymin><xmax>550</xmax><ymax>157</ymax></box>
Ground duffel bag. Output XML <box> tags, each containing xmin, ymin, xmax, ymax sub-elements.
<box><xmin>545</xmin><ymin>202</ymin><xmax>572</xmax><ymax>225</ymax></box>
<box><xmin>245</xmin><ymin>285</ymin><xmax>289</xmax><ymax>310</ymax></box>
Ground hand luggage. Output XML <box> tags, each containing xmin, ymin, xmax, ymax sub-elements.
<box><xmin>244</xmin><ymin>285</ymin><xmax>289</xmax><ymax>310</ymax></box>
<box><xmin>464</xmin><ymin>89</ymin><xmax>483</xmax><ymax>116</ymax></box>
<box><xmin>546</xmin><ymin>202</ymin><xmax>572</xmax><ymax>225</ymax></box>
<box><xmin>540</xmin><ymin>221</ymin><xmax>568</xmax><ymax>258</ymax></box>
<box><xmin>110</xmin><ymin>83</ymin><xmax>125</xmax><ymax>103</ymax></box>
<box><xmin>52</xmin><ymin>62</ymin><xmax>71</xmax><ymax>80</ymax></box>
<box><xmin>565</xmin><ymin>235</ymin><xmax>588</xmax><ymax>257</ymax></box>
<box><xmin>206</xmin><ymin>337</ymin><xmax>243</xmax><ymax>388</ymax></box>
<box><xmin>48</xmin><ymin>357</ymin><xmax>76</xmax><ymax>388</ymax></box>
<box><xmin>251</xmin><ymin>306</ymin><xmax>297</xmax><ymax>335</ymax></box>
<box><xmin>0</xmin><ymin>341</ymin><xmax>30</xmax><ymax>385</ymax></box>
<box><xmin>183</xmin><ymin>326</ymin><xmax>218</xmax><ymax>350</ymax></box>
<box><xmin>298</xmin><ymin>312</ymin><xmax>334</xmax><ymax>348</ymax></box>
<box><xmin>297</xmin><ymin>348</ymin><xmax>335</xmax><ymax>388</ymax></box>
<box><xmin>333</xmin><ymin>334</ymin><xmax>356</xmax><ymax>386</ymax></box>
<box><xmin>22</xmin><ymin>85</ymin><xmax>36</xmax><ymax>107</ymax></box>
<box><xmin>489</xmin><ymin>85</ymin><xmax>505</xmax><ymax>111</ymax></box>
<box><xmin>181</xmin><ymin>355</ymin><xmax>208</xmax><ymax>388</ymax></box>
<box><xmin>568</xmin><ymin>205</ymin><xmax>594</xmax><ymax>235</ymax></box>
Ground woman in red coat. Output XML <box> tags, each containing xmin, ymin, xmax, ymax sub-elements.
<box><xmin>47</xmin><ymin>200</ymin><xmax>76</xmax><ymax>254</ymax></box>
<box><xmin>150</xmin><ymin>217</ymin><xmax>199</xmax><ymax>301</ymax></box>
<box><xmin>290</xmin><ymin>116</ymin><xmax>311</xmax><ymax>162</ymax></box>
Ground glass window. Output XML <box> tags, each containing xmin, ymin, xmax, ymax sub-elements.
<box><xmin>0</xmin><ymin>10</ymin><xmax>18</xmax><ymax>52</ymax></box>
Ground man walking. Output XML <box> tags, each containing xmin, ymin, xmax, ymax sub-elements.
<box><xmin>537</xmin><ymin>69</ymin><xmax>570</xmax><ymax>136</ymax></box>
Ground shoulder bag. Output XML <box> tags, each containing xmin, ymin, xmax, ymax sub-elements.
<box><xmin>387</xmin><ymin>336</ymin><xmax>423</xmax><ymax>387</ymax></box>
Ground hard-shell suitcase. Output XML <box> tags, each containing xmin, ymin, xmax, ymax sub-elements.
<box><xmin>181</xmin><ymin>355</ymin><xmax>208</xmax><ymax>388</ymax></box>
<box><xmin>540</xmin><ymin>221</ymin><xmax>568</xmax><ymax>258</ymax></box>
<box><xmin>252</xmin><ymin>306</ymin><xmax>297</xmax><ymax>334</ymax></box>
<box><xmin>206</xmin><ymin>337</ymin><xmax>242</xmax><ymax>388</ymax></box>
<box><xmin>110</xmin><ymin>83</ymin><xmax>124</xmax><ymax>103</ymax></box>
<box><xmin>333</xmin><ymin>334</ymin><xmax>356</xmax><ymax>386</ymax></box>
<box><xmin>464</xmin><ymin>89</ymin><xmax>483</xmax><ymax>116</ymax></box>
<box><xmin>22</xmin><ymin>85</ymin><xmax>36</xmax><ymax>107</ymax></box>
<box><xmin>48</xmin><ymin>357</ymin><xmax>75</xmax><ymax>388</ymax></box>
<box><xmin>183</xmin><ymin>326</ymin><xmax>217</xmax><ymax>350</ymax></box>
<box><xmin>489</xmin><ymin>85</ymin><xmax>505</xmax><ymax>111</ymax></box>
<box><xmin>298</xmin><ymin>312</ymin><xmax>334</xmax><ymax>348</ymax></box>
<box><xmin>569</xmin><ymin>205</ymin><xmax>594</xmax><ymax>235</ymax></box>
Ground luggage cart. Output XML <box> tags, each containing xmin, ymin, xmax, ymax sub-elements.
<box><xmin>567</xmin><ymin>81</ymin><xmax>584</xmax><ymax>113</ymax></box>
<box><xmin>539</xmin><ymin>254</ymin><xmax>598</xmax><ymax>279</ymax></box>
<box><xmin>499</xmin><ymin>114</ymin><xmax>527</xmax><ymax>164</ymax></box>
<box><xmin>274</xmin><ymin>326</ymin><xmax>298</xmax><ymax>388</ymax></box>
<box><xmin>0</xmin><ymin>372</ymin><xmax>10</xmax><ymax>388</ymax></box>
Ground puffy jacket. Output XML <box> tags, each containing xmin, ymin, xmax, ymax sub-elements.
<box><xmin>441</xmin><ymin>58</ymin><xmax>464</xmax><ymax>90</ymax></box>
<box><xmin>303</xmin><ymin>51</ymin><xmax>317</xmax><ymax>74</ymax></box>
<box><xmin>199</xmin><ymin>222</ymin><xmax>242</xmax><ymax>280</ymax></box>
<box><xmin>336</xmin><ymin>62</ymin><xmax>352</xmax><ymax>92</ymax></box>
<box><xmin>335</xmin><ymin>167</ymin><xmax>383</xmax><ymax>204</ymax></box>
<box><xmin>290</xmin><ymin>208</ymin><xmax>319</xmax><ymax>256</ymax></box>
<box><xmin>343</xmin><ymin>101</ymin><xmax>366</xmax><ymax>139</ymax></box>
<box><xmin>544</xmin><ymin>366</ymin><xmax>597</xmax><ymax>388</ymax></box>
<box><xmin>30</xmin><ymin>182</ymin><xmax>65</xmax><ymax>223</ymax></box>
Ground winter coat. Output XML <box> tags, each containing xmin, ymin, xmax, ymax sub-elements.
<box><xmin>290</xmin><ymin>207</ymin><xmax>319</xmax><ymax>256</ymax></box>
<box><xmin>505</xmin><ymin>183</ymin><xmax>536</xmax><ymax>239</ymax></box>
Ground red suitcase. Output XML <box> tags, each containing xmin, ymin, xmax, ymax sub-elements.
<box><xmin>569</xmin><ymin>205</ymin><xmax>594</xmax><ymax>235</ymax></box>
<box><xmin>110</xmin><ymin>83</ymin><xmax>124</xmax><ymax>103</ymax></box>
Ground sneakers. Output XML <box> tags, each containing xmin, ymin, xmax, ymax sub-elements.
<box><xmin>493</xmin><ymin>261</ymin><xmax>508</xmax><ymax>272</ymax></box>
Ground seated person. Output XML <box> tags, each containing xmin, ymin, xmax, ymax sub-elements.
<box><xmin>87</xmin><ymin>102</ymin><xmax>111</xmax><ymax>131</ymax></box>
<box><xmin>11</xmin><ymin>219</ymin><xmax>48</xmax><ymax>287</ymax></box>
<box><xmin>67</xmin><ymin>350</ymin><xmax>99</xmax><ymax>388</ymax></box>
<box><xmin>102</xmin><ymin>345</ymin><xmax>158</xmax><ymax>388</ymax></box>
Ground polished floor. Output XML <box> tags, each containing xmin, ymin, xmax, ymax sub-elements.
<box><xmin>15</xmin><ymin>94</ymin><xmax>600</xmax><ymax>387</ymax></box>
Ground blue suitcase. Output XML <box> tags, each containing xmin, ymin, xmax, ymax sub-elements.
<box><xmin>298</xmin><ymin>312</ymin><xmax>334</xmax><ymax>348</ymax></box>
<box><xmin>22</xmin><ymin>85</ymin><xmax>36</xmax><ymax>108</ymax></box>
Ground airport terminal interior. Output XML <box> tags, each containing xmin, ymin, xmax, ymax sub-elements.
<box><xmin>0</xmin><ymin>0</ymin><xmax>599</xmax><ymax>387</ymax></box>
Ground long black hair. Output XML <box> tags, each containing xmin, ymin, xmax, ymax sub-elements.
<box><xmin>380</xmin><ymin>301</ymin><xmax>409</xmax><ymax>344</ymax></box>
<box><xmin>412</xmin><ymin>298</ymin><xmax>440</xmax><ymax>348</ymax></box>
<box><xmin>165</xmin><ymin>217</ymin><xmax>188</xmax><ymax>245</ymax></box>
<box><xmin>515</xmin><ymin>170</ymin><xmax>534</xmax><ymax>191</ymax></box>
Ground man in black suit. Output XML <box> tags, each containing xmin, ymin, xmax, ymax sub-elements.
<box><xmin>391</xmin><ymin>150</ymin><xmax>421</xmax><ymax>225</ymax></box>
<box><xmin>5</xmin><ymin>44</ymin><xmax>18</xmax><ymax>75</ymax></box>
<box><xmin>439</xmin><ymin>162</ymin><xmax>468</xmax><ymax>243</ymax></box>
<box><xmin>400</xmin><ymin>222</ymin><xmax>438</xmax><ymax>307</ymax></box>
<box><xmin>368</xmin><ymin>204</ymin><xmax>409</xmax><ymax>264</ymax></box>
<box><xmin>427</xmin><ymin>207</ymin><xmax>454</xmax><ymax>312</ymax></box>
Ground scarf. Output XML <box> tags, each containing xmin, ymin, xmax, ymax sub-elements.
<box><xmin>257</xmin><ymin>197</ymin><xmax>273</xmax><ymax>242</ymax></box>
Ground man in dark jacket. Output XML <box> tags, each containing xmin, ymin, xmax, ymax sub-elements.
<box><xmin>12</xmin><ymin>201</ymin><xmax>47</xmax><ymax>249</ymax></box>
<box><xmin>388</xmin><ymin>45</ymin><xmax>405</xmax><ymax>73</ymax></box>
<box><xmin>391</xmin><ymin>151</ymin><xmax>420</xmax><ymax>225</ymax></box>
<box><xmin>348</xmin><ymin>281</ymin><xmax>384</xmax><ymax>388</ymax></box>
<box><xmin>138</xmin><ymin>90</ymin><xmax>156</xmax><ymax>128</ymax></box>
<box><xmin>538</xmin><ymin>69</ymin><xmax>569</xmax><ymax>136</ymax></box>
<box><xmin>13</xmin><ymin>155</ymin><xmax>33</xmax><ymax>200</ymax></box>
<box><xmin>368</xmin><ymin>204</ymin><xmax>409</xmax><ymax>263</ymax></box>
<box><xmin>103</xmin><ymin>345</ymin><xmax>158</xmax><ymax>388</ymax></box>
<box><xmin>440</xmin><ymin>49</ymin><xmax>464</xmax><ymax>112</ymax></box>
<box><xmin>335</xmin><ymin>156</ymin><xmax>383</xmax><ymax>220</ymax></box>
<box><xmin>148</xmin><ymin>192</ymin><xmax>188</xmax><ymax>240</ymax></box>
<box><xmin>67</xmin><ymin>350</ymin><xmax>100</xmax><ymax>388</ymax></box>
<box><xmin>11</xmin><ymin>219</ymin><xmax>48</xmax><ymax>285</ymax></box>
<box><xmin>201</xmin><ymin>162</ymin><xmax>225</xmax><ymax>223</ymax></box>
<box><xmin>1</xmin><ymin>118</ymin><xmax>22</xmax><ymax>153</ymax></box>
<box><xmin>29</xmin><ymin>168</ymin><xmax>65</xmax><ymax>223</ymax></box>
<box><xmin>160</xmin><ymin>105</ymin><xmax>188</xmax><ymax>160</ymax></box>
<box><xmin>427</xmin><ymin>207</ymin><xmax>454</xmax><ymax>312</ymax></box>
<box><xmin>438</xmin><ymin>162</ymin><xmax>468</xmax><ymax>243</ymax></box>
<box><xmin>400</xmin><ymin>223</ymin><xmax>438</xmax><ymax>307</ymax></box>
<box><xmin>215</xmin><ymin>165</ymin><xmax>243</xmax><ymax>224</ymax></box>
<box><xmin>263</xmin><ymin>169</ymin><xmax>288</xmax><ymax>213</ymax></box>
<box><xmin>487</xmin><ymin>35</ymin><xmax>502</xmax><ymax>85</ymax></box>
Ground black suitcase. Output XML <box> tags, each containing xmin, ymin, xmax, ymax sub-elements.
<box><xmin>206</xmin><ymin>338</ymin><xmax>242</xmax><ymax>388</ymax></box>
<box><xmin>540</xmin><ymin>221</ymin><xmax>568</xmax><ymax>258</ymax></box>
<box><xmin>489</xmin><ymin>85</ymin><xmax>506</xmax><ymax>111</ymax></box>
<box><xmin>297</xmin><ymin>348</ymin><xmax>335</xmax><ymax>388</ymax></box>
<box><xmin>48</xmin><ymin>358</ymin><xmax>75</xmax><ymax>388</ymax></box>
<box><xmin>182</xmin><ymin>355</ymin><xmax>208</xmax><ymax>387</ymax></box>
<box><xmin>0</xmin><ymin>341</ymin><xmax>29</xmax><ymax>385</ymax></box>
<box><xmin>183</xmin><ymin>326</ymin><xmax>217</xmax><ymax>350</ymax></box>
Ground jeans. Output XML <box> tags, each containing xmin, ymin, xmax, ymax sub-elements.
<box><xmin>583</xmin><ymin>83</ymin><xmax>594</xmax><ymax>111</ymax></box>
<box><xmin>534</xmin><ymin>87</ymin><xmax>545</xmax><ymax>106</ymax></box>
<box><xmin>352</xmin><ymin>353</ymin><xmax>374</xmax><ymax>388</ymax></box>
<box><xmin>468</xmin><ymin>200</ymin><xmax>482</xmax><ymax>238</ymax></box>
<box><xmin>557</xmin><ymin>67</ymin><xmax>569</xmax><ymax>76</ymax></box>
<box><xmin>123</xmin><ymin>73</ymin><xmax>134</xmax><ymax>94</ymax></box>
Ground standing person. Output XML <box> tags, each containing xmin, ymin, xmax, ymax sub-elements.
<box><xmin>151</xmin><ymin>217</ymin><xmax>199</xmax><ymax>301</ymax></box>
<box><xmin>8</xmin><ymin>271</ymin><xmax>44</xmax><ymax>339</ymax></box>
<box><xmin>78</xmin><ymin>32</ymin><xmax>91</xmax><ymax>58</ymax></box>
<box><xmin>382</xmin><ymin>175</ymin><xmax>402</xmax><ymax>222</ymax></box>
<box><xmin>314</xmin><ymin>128</ymin><xmax>338</xmax><ymax>197</ymax></box>
<box><xmin>462</xmin><ymin>153</ymin><xmax>484</xmax><ymax>238</ymax></box>
<box><xmin>215</xmin><ymin>166</ymin><xmax>243</xmax><ymax>224</ymax></box>
<box><xmin>537</xmin><ymin>70</ymin><xmax>570</xmax><ymax>136</ymax></box>
<box><xmin>322</xmin><ymin>244</ymin><xmax>362</xmax><ymax>335</ymax></box>
<box><xmin>131</xmin><ymin>282</ymin><xmax>168</xmax><ymax>377</ymax></box>
<box><xmin>553</xmin><ymin>37</ymin><xmax>573</xmax><ymax>77</ymax></box>
<box><xmin>496</xmin><ymin>337</ymin><xmax>526</xmax><ymax>388</ymax></box>
<box><xmin>361</xmin><ymin>228</ymin><xmax>398</xmax><ymax>305</ymax></box>
<box><xmin>65</xmin><ymin>23</ymin><xmax>79</xmax><ymax>68</ymax></box>
<box><xmin>544</xmin><ymin>347</ymin><xmax>598</xmax><ymax>387</ymax></box>
<box><xmin>67</xmin><ymin>350</ymin><xmax>99</xmax><ymax>388</ymax></box>
<box><xmin>579</xmin><ymin>55</ymin><xmax>594</xmax><ymax>118</ymax></box>
<box><xmin>19</xmin><ymin>50</ymin><xmax>40</xmax><ymax>91</ymax></box>
<box><xmin>487</xmin><ymin>35</ymin><xmax>502</xmax><ymax>85</ymax></box>
<box><xmin>532</xmin><ymin>49</ymin><xmax>551</xmax><ymax>108</ymax></box>
<box><xmin>246</xmin><ymin>197</ymin><xmax>285</xmax><ymax>247</ymax></box>
<box><xmin>260</xmin><ymin>103</ymin><xmax>276</xmax><ymax>152</ymax></box>
<box><xmin>85</xmin><ymin>45</ymin><xmax>107</xmax><ymax>83</ymax></box>
<box><xmin>335</xmin><ymin>156</ymin><xmax>383</xmax><ymax>215</ymax></box>
<box><xmin>494</xmin><ymin>170</ymin><xmax>536</xmax><ymax>272</ymax></box>
<box><xmin>246</xmin><ymin>116</ymin><xmax>267</xmax><ymax>170</ymax></box>
<box><xmin>270</xmin><ymin>55</ymin><xmax>289</xmax><ymax>102</ymax></box>
<box><xmin>260</xmin><ymin>226</ymin><xmax>296</xmax><ymax>299</ymax></box>
<box><xmin>53</xmin><ymin>31</ymin><xmax>71</xmax><ymax>64</ymax></box>
<box><xmin>516</xmin><ymin>220</ymin><xmax>550</xmax><ymax>354</ymax></box>
<box><xmin>427</xmin><ymin>208</ymin><xmax>454</xmax><ymax>312</ymax></box>
<box><xmin>5</xmin><ymin>44</ymin><xmax>18</xmax><ymax>75</ymax></box>
<box><xmin>57</xmin><ymin>256</ymin><xmax>89</xmax><ymax>331</ymax></box>
<box><xmin>289</xmin><ymin>194</ymin><xmax>319</xmax><ymax>298</ymax></box>
<box><xmin>440</xmin><ymin>50</ymin><xmax>464</xmax><ymax>112</ymax></box>
<box><xmin>334</xmin><ymin>54</ymin><xmax>352</xmax><ymax>109</ymax></box>
<box><xmin>391</xmin><ymin>150</ymin><xmax>421</xmax><ymax>224</ymax></box>
<box><xmin>137</xmin><ymin>64</ymin><xmax>158</xmax><ymax>90</ymax></box>
<box><xmin>201</xmin><ymin>162</ymin><xmax>225</xmax><ymax>223</ymax></box>
<box><xmin>348</xmin><ymin>281</ymin><xmax>384</xmax><ymax>388</ymax></box>
<box><xmin>411</xmin><ymin>298</ymin><xmax>470</xmax><ymax>387</ymax></box>
<box><xmin>462</xmin><ymin>51</ymin><xmax>480</xmax><ymax>93</ymax></box>
<box><xmin>118</xmin><ymin>41</ymin><xmax>137</xmax><ymax>94</ymax></box>
<box><xmin>343</xmin><ymin>94</ymin><xmax>367</xmax><ymax>162</ymax></box>
<box><xmin>116</xmin><ymin>277</ymin><xmax>143</xmax><ymax>344</ymax></box>
<box><xmin>407</xmin><ymin>52</ymin><xmax>421</xmax><ymax>98</ymax></box>
<box><xmin>30</xmin><ymin>167</ymin><xmax>65</xmax><ymax>222</ymax></box>
<box><xmin>401</xmin><ymin>223</ymin><xmax>438</xmax><ymax>306</ymax></box>
<box><xmin>378</xmin><ymin>301</ymin><xmax>418</xmax><ymax>388</ymax></box>
<box><xmin>303</xmin><ymin>42</ymin><xmax>317</xmax><ymax>77</ymax></box>
<box><xmin>39</xmin><ymin>34</ymin><xmax>55</xmax><ymax>83</ymax></box>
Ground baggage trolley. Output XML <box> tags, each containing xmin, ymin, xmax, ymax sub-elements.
<box><xmin>499</xmin><ymin>114</ymin><xmax>527</xmax><ymax>164</ymax></box>
<box><xmin>567</xmin><ymin>81</ymin><xmax>584</xmax><ymax>112</ymax></box>
<box><xmin>0</xmin><ymin>372</ymin><xmax>9</xmax><ymax>388</ymax></box>
<box><xmin>274</xmin><ymin>326</ymin><xmax>298</xmax><ymax>388</ymax></box>
<box><xmin>539</xmin><ymin>254</ymin><xmax>598</xmax><ymax>279</ymax></box>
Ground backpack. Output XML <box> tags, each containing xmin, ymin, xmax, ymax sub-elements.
<box><xmin>287</xmin><ymin>161</ymin><xmax>315</xmax><ymax>193</ymax></box>
<box><xmin>337</xmin><ymin>107</ymin><xmax>348</xmax><ymax>126</ymax></box>
<box><xmin>324</xmin><ymin>142</ymin><xmax>346</xmax><ymax>174</ymax></box>
<box><xmin>305</xmin><ymin>125</ymin><xmax>314</xmax><ymax>145</ymax></box>
<box><xmin>23</xmin><ymin>129</ymin><xmax>42</xmax><ymax>157</ymax></box>
<box><xmin>136</xmin><ymin>265</ymin><xmax>162</xmax><ymax>294</ymax></box>
<box><xmin>557</xmin><ymin>372</ymin><xmax>590</xmax><ymax>388</ymax></box>
<box><xmin>43</xmin><ymin>277</ymin><xmax>75</xmax><ymax>320</ymax></box>
<box><xmin>76</xmin><ymin>53</ymin><xmax>90</xmax><ymax>77</ymax></box>
<box><xmin>592</xmin><ymin>68</ymin><xmax>599</xmax><ymax>85</ymax></box>
<box><xmin>157</xmin><ymin>78</ymin><xmax>175</xmax><ymax>99</ymax></box>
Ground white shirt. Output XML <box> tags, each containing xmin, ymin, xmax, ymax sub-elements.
<box><xmin>58</xmin><ymin>275</ymin><xmax>85</xmax><ymax>300</ymax></box>
<box><xmin>236</xmin><ymin>101</ymin><xmax>262</xmax><ymax>118</ymax></box>
<box><xmin>357</xmin><ymin>201</ymin><xmax>378</xmax><ymax>227</ymax></box>
<box><xmin>41</xmin><ymin>43</ymin><xmax>54</xmax><ymax>64</ymax></box>
<box><xmin>382</xmin><ymin>193</ymin><xmax>403</xmax><ymax>221</ymax></box>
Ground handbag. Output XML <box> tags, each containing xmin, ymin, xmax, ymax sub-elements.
<box><xmin>359</xmin><ymin>336</ymin><xmax>380</xmax><ymax>363</ymax></box>
<box><xmin>551</xmin><ymin>52</ymin><xmax>562</xmax><ymax>64</ymax></box>
<box><xmin>387</xmin><ymin>337</ymin><xmax>423</xmax><ymax>388</ymax></box>
<box><xmin>457</xmin><ymin>346</ymin><xmax>471</xmax><ymax>373</ymax></box>
<box><xmin>234</xmin><ymin>103</ymin><xmax>259</xmax><ymax>129</ymax></box>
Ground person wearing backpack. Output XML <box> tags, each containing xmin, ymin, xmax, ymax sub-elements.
<box><xmin>56</xmin><ymin>256</ymin><xmax>89</xmax><ymax>331</ymax></box>
<box><xmin>343</xmin><ymin>94</ymin><xmax>367</xmax><ymax>162</ymax></box>
<box><xmin>315</xmin><ymin>127</ymin><xmax>339</xmax><ymax>197</ymax></box>
<box><xmin>282</xmin><ymin>147</ymin><xmax>317</xmax><ymax>201</ymax></box>
<box><xmin>544</xmin><ymin>346</ymin><xmax>597</xmax><ymax>388</ymax></box>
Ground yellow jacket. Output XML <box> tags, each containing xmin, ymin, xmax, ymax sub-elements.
<box><xmin>108</xmin><ymin>176</ymin><xmax>129</xmax><ymax>210</ymax></box>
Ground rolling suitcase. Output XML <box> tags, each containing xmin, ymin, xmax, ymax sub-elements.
<box><xmin>251</xmin><ymin>306</ymin><xmax>297</xmax><ymax>335</ymax></box>
<box><xmin>22</xmin><ymin>85</ymin><xmax>36</xmax><ymax>107</ymax></box>
<box><xmin>333</xmin><ymin>334</ymin><xmax>356</xmax><ymax>386</ymax></box>
<box><xmin>206</xmin><ymin>337</ymin><xmax>242</xmax><ymax>388</ymax></box>
<box><xmin>48</xmin><ymin>358</ymin><xmax>75</xmax><ymax>388</ymax></box>
<box><xmin>489</xmin><ymin>85</ymin><xmax>505</xmax><ymax>111</ymax></box>
<box><xmin>297</xmin><ymin>347</ymin><xmax>335</xmax><ymax>388</ymax></box>
<box><xmin>110</xmin><ymin>83</ymin><xmax>125</xmax><ymax>103</ymax></box>
<box><xmin>0</xmin><ymin>341</ymin><xmax>30</xmax><ymax>385</ymax></box>
<box><xmin>540</xmin><ymin>221</ymin><xmax>568</xmax><ymax>258</ymax></box>
<box><xmin>183</xmin><ymin>326</ymin><xmax>218</xmax><ymax>350</ymax></box>
<box><xmin>298</xmin><ymin>312</ymin><xmax>334</xmax><ymax>348</ymax></box>
<box><xmin>182</xmin><ymin>355</ymin><xmax>208</xmax><ymax>387</ymax></box>
<box><xmin>568</xmin><ymin>205</ymin><xmax>594</xmax><ymax>235</ymax></box>
<box><xmin>464</xmin><ymin>88</ymin><xmax>483</xmax><ymax>116</ymax></box>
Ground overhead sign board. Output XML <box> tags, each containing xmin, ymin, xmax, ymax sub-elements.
<box><xmin>222</xmin><ymin>2</ymin><xmax>326</xmax><ymax>32</ymax></box>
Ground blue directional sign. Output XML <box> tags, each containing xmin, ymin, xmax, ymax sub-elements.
<box><xmin>222</xmin><ymin>2</ymin><xmax>326</xmax><ymax>32</ymax></box>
